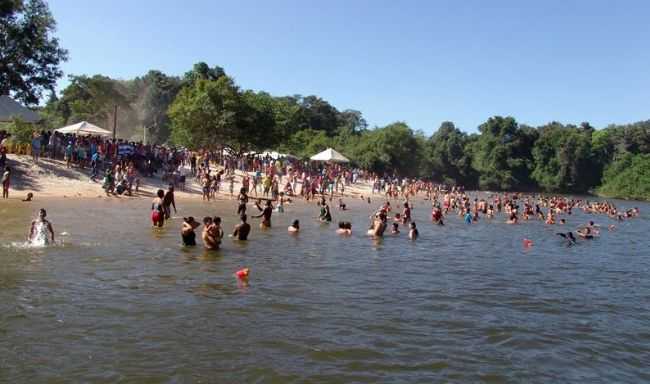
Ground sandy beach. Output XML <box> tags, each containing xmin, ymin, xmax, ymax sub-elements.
<box><xmin>3</xmin><ymin>154</ymin><xmax>374</xmax><ymax>202</ymax></box>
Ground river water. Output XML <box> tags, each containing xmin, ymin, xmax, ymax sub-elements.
<box><xmin>1</xmin><ymin>197</ymin><xmax>649</xmax><ymax>383</ymax></box>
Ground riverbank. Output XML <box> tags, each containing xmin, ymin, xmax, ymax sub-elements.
<box><xmin>2</xmin><ymin>154</ymin><xmax>374</xmax><ymax>202</ymax></box>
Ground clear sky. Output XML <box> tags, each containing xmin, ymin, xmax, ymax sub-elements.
<box><xmin>49</xmin><ymin>0</ymin><xmax>650</xmax><ymax>133</ymax></box>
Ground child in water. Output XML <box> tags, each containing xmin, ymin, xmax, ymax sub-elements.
<box><xmin>336</xmin><ymin>221</ymin><xmax>352</xmax><ymax>235</ymax></box>
<box><xmin>409</xmin><ymin>222</ymin><xmax>419</xmax><ymax>240</ymax></box>
<box><xmin>288</xmin><ymin>219</ymin><xmax>300</xmax><ymax>233</ymax></box>
<box><xmin>28</xmin><ymin>208</ymin><xmax>55</xmax><ymax>246</ymax></box>
<box><xmin>391</xmin><ymin>222</ymin><xmax>400</xmax><ymax>235</ymax></box>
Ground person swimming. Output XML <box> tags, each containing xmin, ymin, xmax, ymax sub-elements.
<box><xmin>28</xmin><ymin>208</ymin><xmax>54</xmax><ymax>246</ymax></box>
<box><xmin>577</xmin><ymin>226</ymin><xmax>595</xmax><ymax>239</ymax></box>
<box><xmin>391</xmin><ymin>222</ymin><xmax>400</xmax><ymax>235</ymax></box>
<box><xmin>22</xmin><ymin>192</ymin><xmax>34</xmax><ymax>202</ymax></box>
<box><xmin>409</xmin><ymin>222</ymin><xmax>419</xmax><ymax>240</ymax></box>
<box><xmin>288</xmin><ymin>219</ymin><xmax>300</xmax><ymax>233</ymax></box>
<box><xmin>181</xmin><ymin>217</ymin><xmax>200</xmax><ymax>246</ymax></box>
<box><xmin>336</xmin><ymin>221</ymin><xmax>352</xmax><ymax>235</ymax></box>
<box><xmin>557</xmin><ymin>231</ymin><xmax>577</xmax><ymax>245</ymax></box>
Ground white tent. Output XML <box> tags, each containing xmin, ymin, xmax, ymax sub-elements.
<box><xmin>55</xmin><ymin>121</ymin><xmax>112</xmax><ymax>137</ymax></box>
<box><xmin>310</xmin><ymin>148</ymin><xmax>350</xmax><ymax>163</ymax></box>
<box><xmin>245</xmin><ymin>150</ymin><xmax>297</xmax><ymax>160</ymax></box>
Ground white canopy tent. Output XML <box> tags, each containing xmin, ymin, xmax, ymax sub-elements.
<box><xmin>310</xmin><ymin>148</ymin><xmax>350</xmax><ymax>163</ymax></box>
<box><xmin>55</xmin><ymin>121</ymin><xmax>112</xmax><ymax>137</ymax></box>
<box><xmin>245</xmin><ymin>150</ymin><xmax>297</xmax><ymax>160</ymax></box>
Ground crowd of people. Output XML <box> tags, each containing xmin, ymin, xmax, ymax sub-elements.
<box><xmin>2</xmin><ymin>129</ymin><xmax>643</xmax><ymax>249</ymax></box>
<box><xmin>137</xmin><ymin>174</ymin><xmax>641</xmax><ymax>253</ymax></box>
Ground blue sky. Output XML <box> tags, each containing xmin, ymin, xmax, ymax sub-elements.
<box><xmin>49</xmin><ymin>0</ymin><xmax>650</xmax><ymax>133</ymax></box>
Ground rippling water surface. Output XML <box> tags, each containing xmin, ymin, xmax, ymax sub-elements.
<box><xmin>1</xmin><ymin>197</ymin><xmax>649</xmax><ymax>383</ymax></box>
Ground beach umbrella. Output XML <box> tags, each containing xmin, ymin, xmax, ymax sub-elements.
<box><xmin>55</xmin><ymin>121</ymin><xmax>112</xmax><ymax>137</ymax></box>
<box><xmin>0</xmin><ymin>95</ymin><xmax>41</xmax><ymax>123</ymax></box>
<box><xmin>310</xmin><ymin>148</ymin><xmax>350</xmax><ymax>163</ymax></box>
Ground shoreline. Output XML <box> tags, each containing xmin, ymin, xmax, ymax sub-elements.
<box><xmin>2</xmin><ymin>154</ymin><xmax>374</xmax><ymax>202</ymax></box>
<box><xmin>3</xmin><ymin>154</ymin><xmax>646</xmax><ymax>203</ymax></box>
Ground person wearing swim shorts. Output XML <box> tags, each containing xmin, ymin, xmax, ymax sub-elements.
<box><xmin>151</xmin><ymin>189</ymin><xmax>165</xmax><ymax>227</ymax></box>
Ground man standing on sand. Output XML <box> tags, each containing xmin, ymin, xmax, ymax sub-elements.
<box><xmin>31</xmin><ymin>132</ymin><xmax>41</xmax><ymax>164</ymax></box>
<box><xmin>2</xmin><ymin>166</ymin><xmax>10</xmax><ymax>199</ymax></box>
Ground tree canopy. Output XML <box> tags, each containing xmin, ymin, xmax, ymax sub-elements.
<box><xmin>0</xmin><ymin>0</ymin><xmax>68</xmax><ymax>105</ymax></box>
<box><xmin>33</xmin><ymin>61</ymin><xmax>650</xmax><ymax>200</ymax></box>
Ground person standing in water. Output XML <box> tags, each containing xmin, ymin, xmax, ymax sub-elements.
<box><xmin>163</xmin><ymin>184</ymin><xmax>176</xmax><ymax>220</ymax></box>
<box><xmin>237</xmin><ymin>187</ymin><xmax>249</xmax><ymax>216</ymax></box>
<box><xmin>151</xmin><ymin>189</ymin><xmax>165</xmax><ymax>227</ymax></box>
<box><xmin>181</xmin><ymin>217</ymin><xmax>200</xmax><ymax>246</ymax></box>
<box><xmin>408</xmin><ymin>222</ymin><xmax>419</xmax><ymax>240</ymax></box>
<box><xmin>202</xmin><ymin>217</ymin><xmax>218</xmax><ymax>249</ymax></box>
<box><xmin>319</xmin><ymin>198</ymin><xmax>332</xmax><ymax>222</ymax></box>
<box><xmin>253</xmin><ymin>199</ymin><xmax>273</xmax><ymax>228</ymax></box>
<box><xmin>2</xmin><ymin>166</ymin><xmax>10</xmax><ymax>199</ymax></box>
<box><xmin>211</xmin><ymin>216</ymin><xmax>224</xmax><ymax>247</ymax></box>
<box><xmin>402</xmin><ymin>201</ymin><xmax>411</xmax><ymax>224</ymax></box>
<box><xmin>28</xmin><ymin>208</ymin><xmax>54</xmax><ymax>245</ymax></box>
<box><xmin>232</xmin><ymin>214</ymin><xmax>251</xmax><ymax>240</ymax></box>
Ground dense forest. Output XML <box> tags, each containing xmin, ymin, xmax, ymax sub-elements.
<box><xmin>1</xmin><ymin>2</ymin><xmax>648</xmax><ymax>200</ymax></box>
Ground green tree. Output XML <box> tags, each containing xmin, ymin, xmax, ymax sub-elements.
<box><xmin>355</xmin><ymin>122</ymin><xmax>423</xmax><ymax>177</ymax></box>
<box><xmin>425</xmin><ymin>121</ymin><xmax>476</xmax><ymax>186</ymax></box>
<box><xmin>0</xmin><ymin>0</ymin><xmax>68</xmax><ymax>105</ymax></box>
<box><xmin>598</xmin><ymin>153</ymin><xmax>650</xmax><ymax>200</ymax></box>
<box><xmin>54</xmin><ymin>75</ymin><xmax>131</xmax><ymax>127</ymax></box>
<box><xmin>139</xmin><ymin>70</ymin><xmax>182</xmax><ymax>144</ymax></box>
<box><xmin>300</xmin><ymin>95</ymin><xmax>340</xmax><ymax>136</ymax></box>
<box><xmin>168</xmin><ymin>76</ymin><xmax>243</xmax><ymax>150</ymax></box>
<box><xmin>531</xmin><ymin>122</ymin><xmax>596</xmax><ymax>192</ymax></box>
<box><xmin>5</xmin><ymin>117</ymin><xmax>35</xmax><ymax>144</ymax></box>
<box><xmin>472</xmin><ymin>116</ymin><xmax>536</xmax><ymax>190</ymax></box>
<box><xmin>183</xmin><ymin>62</ymin><xmax>226</xmax><ymax>85</ymax></box>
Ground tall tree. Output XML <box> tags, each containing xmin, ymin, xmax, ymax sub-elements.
<box><xmin>140</xmin><ymin>70</ymin><xmax>182</xmax><ymax>144</ymax></box>
<box><xmin>183</xmin><ymin>62</ymin><xmax>226</xmax><ymax>85</ymax></box>
<box><xmin>55</xmin><ymin>75</ymin><xmax>131</xmax><ymax>127</ymax></box>
<box><xmin>0</xmin><ymin>0</ymin><xmax>68</xmax><ymax>105</ymax></box>
<box><xmin>472</xmin><ymin>116</ymin><xmax>536</xmax><ymax>190</ymax></box>
<box><xmin>168</xmin><ymin>76</ymin><xmax>243</xmax><ymax>150</ymax></box>
<box><xmin>532</xmin><ymin>122</ymin><xmax>595</xmax><ymax>192</ymax></box>
<box><xmin>426</xmin><ymin>121</ymin><xmax>475</xmax><ymax>186</ymax></box>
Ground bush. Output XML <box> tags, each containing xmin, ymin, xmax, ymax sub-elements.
<box><xmin>5</xmin><ymin>117</ymin><xmax>37</xmax><ymax>145</ymax></box>
<box><xmin>598</xmin><ymin>153</ymin><xmax>650</xmax><ymax>200</ymax></box>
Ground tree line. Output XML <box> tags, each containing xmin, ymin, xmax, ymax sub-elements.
<box><xmin>34</xmin><ymin>63</ymin><xmax>649</xmax><ymax>200</ymax></box>
<box><xmin>1</xmin><ymin>2</ymin><xmax>648</xmax><ymax>200</ymax></box>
